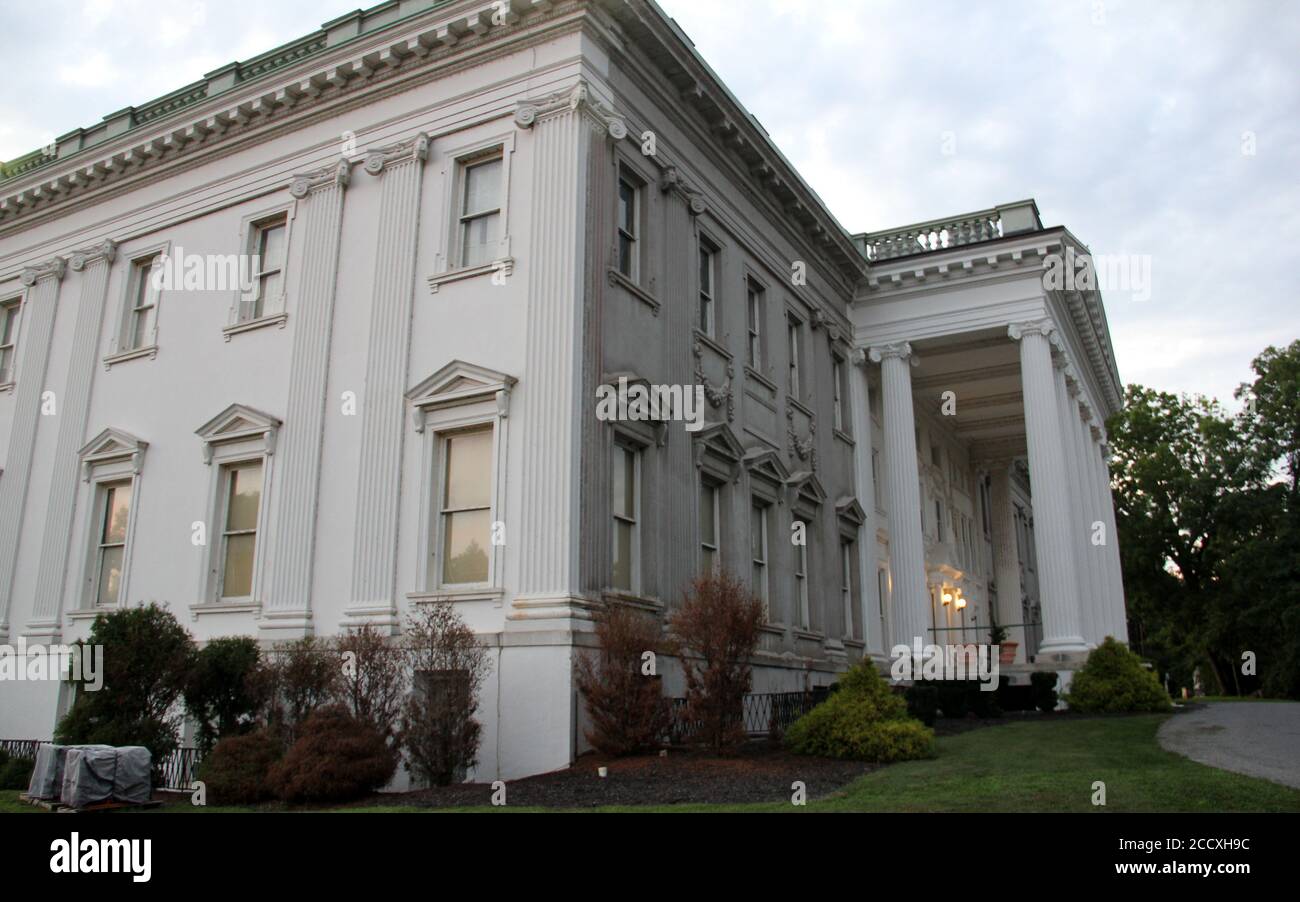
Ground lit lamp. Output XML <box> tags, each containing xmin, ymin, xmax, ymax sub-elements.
<box><xmin>941</xmin><ymin>589</ymin><xmax>954</xmax><ymax>606</ymax></box>
<box><xmin>954</xmin><ymin>590</ymin><xmax>967</xmax><ymax>611</ymax></box>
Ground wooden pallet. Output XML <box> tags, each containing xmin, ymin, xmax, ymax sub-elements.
<box><xmin>18</xmin><ymin>794</ymin><xmax>163</xmax><ymax>813</ymax></box>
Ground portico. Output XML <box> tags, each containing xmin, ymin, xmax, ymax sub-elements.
<box><xmin>851</xmin><ymin>201</ymin><xmax>1128</xmax><ymax>670</ymax></box>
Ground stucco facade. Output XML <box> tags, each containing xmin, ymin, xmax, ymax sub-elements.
<box><xmin>0</xmin><ymin>0</ymin><xmax>1127</xmax><ymax>782</ymax></box>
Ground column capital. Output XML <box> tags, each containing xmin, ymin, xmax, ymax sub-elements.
<box><xmin>514</xmin><ymin>80</ymin><xmax>627</xmax><ymax>141</ymax></box>
<box><xmin>69</xmin><ymin>239</ymin><xmax>117</xmax><ymax>272</ymax></box>
<box><xmin>21</xmin><ymin>256</ymin><xmax>67</xmax><ymax>286</ymax></box>
<box><xmin>290</xmin><ymin>157</ymin><xmax>352</xmax><ymax>198</ymax></box>
<box><xmin>868</xmin><ymin>341</ymin><xmax>916</xmax><ymax>365</ymax></box>
<box><xmin>363</xmin><ymin>132</ymin><xmax>430</xmax><ymax>176</ymax></box>
<box><xmin>1091</xmin><ymin>423</ymin><xmax>1104</xmax><ymax>442</ymax></box>
<box><xmin>1064</xmin><ymin>365</ymin><xmax>1082</xmax><ymax>391</ymax></box>
<box><xmin>1007</xmin><ymin>318</ymin><xmax>1056</xmax><ymax>342</ymax></box>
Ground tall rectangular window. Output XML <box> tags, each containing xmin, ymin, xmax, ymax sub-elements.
<box><xmin>833</xmin><ymin>356</ymin><xmax>847</xmax><ymax>432</ymax></box>
<box><xmin>746</xmin><ymin>280</ymin><xmax>764</xmax><ymax>368</ymax></box>
<box><xmin>611</xmin><ymin>444</ymin><xmax>639</xmax><ymax>591</ymax></box>
<box><xmin>841</xmin><ymin>539</ymin><xmax>854</xmax><ymax>638</ymax></box>
<box><xmin>787</xmin><ymin>314</ymin><xmax>802</xmax><ymax>400</ymax></box>
<box><xmin>871</xmin><ymin>448</ymin><xmax>881</xmax><ymax>502</ymax></box>
<box><xmin>697</xmin><ymin>241</ymin><xmax>717</xmax><ymax>336</ymax></box>
<box><xmin>700</xmin><ymin>481</ymin><xmax>719</xmax><ymax>574</ymax></box>
<box><xmin>877</xmin><ymin>568</ymin><xmax>890</xmax><ymax>644</ymax></box>
<box><xmin>126</xmin><ymin>256</ymin><xmax>161</xmax><ymax>350</ymax></box>
<box><xmin>244</xmin><ymin>214</ymin><xmax>287</xmax><ymax>321</ymax></box>
<box><xmin>460</xmin><ymin>154</ymin><xmax>503</xmax><ymax>268</ymax></box>
<box><xmin>751</xmin><ymin>501</ymin><xmax>769</xmax><ymax>615</ymax></box>
<box><xmin>794</xmin><ymin>524</ymin><xmax>810</xmax><ymax>629</ymax></box>
<box><xmin>94</xmin><ymin>481</ymin><xmax>133</xmax><ymax>607</ymax></box>
<box><xmin>219</xmin><ymin>461</ymin><xmax>262</xmax><ymax>599</ymax></box>
<box><xmin>616</xmin><ymin>169</ymin><xmax>639</xmax><ymax>280</ymax></box>
<box><xmin>440</xmin><ymin>429</ymin><xmax>493</xmax><ymax>585</ymax></box>
<box><xmin>0</xmin><ymin>298</ymin><xmax>20</xmax><ymax>383</ymax></box>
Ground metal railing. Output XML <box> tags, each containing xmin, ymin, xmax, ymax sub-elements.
<box><xmin>0</xmin><ymin>740</ymin><xmax>202</xmax><ymax>791</ymax></box>
<box><xmin>668</xmin><ymin>690</ymin><xmax>822</xmax><ymax>743</ymax></box>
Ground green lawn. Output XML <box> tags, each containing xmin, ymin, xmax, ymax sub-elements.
<box><xmin>5</xmin><ymin>714</ymin><xmax>1298</xmax><ymax>814</ymax></box>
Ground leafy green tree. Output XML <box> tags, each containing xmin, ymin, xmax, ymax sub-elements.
<box><xmin>55</xmin><ymin>603</ymin><xmax>196</xmax><ymax>767</ymax></box>
<box><xmin>183</xmin><ymin>636</ymin><xmax>267</xmax><ymax>753</ymax></box>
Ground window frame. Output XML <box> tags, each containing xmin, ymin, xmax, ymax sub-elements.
<box><xmin>107</xmin><ymin>241</ymin><xmax>169</xmax><ymax>364</ymax></box>
<box><xmin>215</xmin><ymin>459</ymin><xmax>265</xmax><ymax>602</ymax></box>
<box><xmin>793</xmin><ymin>520</ymin><xmax>810</xmax><ymax>630</ymax></box>
<box><xmin>430</xmin><ymin>132</ymin><xmax>516</xmax><ymax>290</ymax></box>
<box><xmin>746</xmin><ymin>277</ymin><xmax>766</xmax><ymax>371</ymax></box>
<box><xmin>0</xmin><ymin>295</ymin><xmax>22</xmax><ymax>386</ymax></box>
<box><xmin>750</xmin><ymin>498</ymin><xmax>770</xmax><ymax>617</ymax></box>
<box><xmin>786</xmin><ymin>310</ymin><xmax>804</xmax><ymax>401</ymax></box>
<box><xmin>840</xmin><ymin>538</ymin><xmax>855</xmax><ymax>640</ymax></box>
<box><xmin>696</xmin><ymin>236</ymin><xmax>719</xmax><ymax>338</ymax></box>
<box><xmin>76</xmin><ymin>428</ymin><xmax>148</xmax><ymax>612</ymax></box>
<box><xmin>434</xmin><ymin>426</ymin><xmax>496</xmax><ymax>589</ymax></box>
<box><xmin>231</xmin><ymin>206</ymin><xmax>293</xmax><ymax>329</ymax></box>
<box><xmin>616</xmin><ymin>164</ymin><xmax>643</xmax><ymax>284</ymax></box>
<box><xmin>699</xmin><ymin>477</ymin><xmax>721</xmax><ymax>575</ymax></box>
<box><xmin>610</xmin><ymin>439</ymin><xmax>643</xmax><ymax>594</ymax></box>
<box><xmin>457</xmin><ymin>150</ymin><xmax>506</xmax><ymax>270</ymax></box>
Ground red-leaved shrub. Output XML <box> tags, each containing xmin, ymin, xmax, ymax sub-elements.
<box><xmin>669</xmin><ymin>572</ymin><xmax>766</xmax><ymax>751</ymax></box>
<box><xmin>575</xmin><ymin>605</ymin><xmax>671</xmax><ymax>755</ymax></box>
<box><xmin>269</xmin><ymin>705</ymin><xmax>396</xmax><ymax>803</ymax></box>
<box><xmin>197</xmin><ymin>728</ymin><xmax>284</xmax><ymax>805</ymax></box>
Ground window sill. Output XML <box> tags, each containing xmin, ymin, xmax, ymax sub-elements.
<box><xmin>408</xmin><ymin>588</ymin><xmax>504</xmax><ymax>605</ymax></box>
<box><xmin>692</xmin><ymin>329</ymin><xmax>731</xmax><ymax>360</ymax></box>
<box><xmin>0</xmin><ymin>381</ymin><xmax>13</xmax><ymax>394</ymax></box>
<box><xmin>189</xmin><ymin>601</ymin><xmax>261</xmax><ymax>621</ymax></box>
<box><xmin>428</xmin><ymin>258</ymin><xmax>515</xmax><ymax>294</ymax></box>
<box><xmin>103</xmin><ymin>345</ymin><xmax>158</xmax><ymax>370</ymax></box>
<box><xmin>833</xmin><ymin>428</ymin><xmax>855</xmax><ymax>446</ymax></box>
<box><xmin>223</xmin><ymin>312</ymin><xmax>287</xmax><ymax>340</ymax></box>
<box><xmin>787</xmin><ymin>396</ymin><xmax>815</xmax><ymax>419</ymax></box>
<box><xmin>744</xmin><ymin>366</ymin><xmax>777</xmax><ymax>393</ymax></box>
<box><xmin>606</xmin><ymin>269</ymin><xmax>660</xmax><ymax>315</ymax></box>
<box><xmin>601</xmin><ymin>590</ymin><xmax>663</xmax><ymax>611</ymax></box>
<box><xmin>793</xmin><ymin>628</ymin><xmax>825</xmax><ymax>641</ymax></box>
<box><xmin>67</xmin><ymin>606</ymin><xmax>118</xmax><ymax>621</ymax></box>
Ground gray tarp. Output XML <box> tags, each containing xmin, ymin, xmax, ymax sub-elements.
<box><xmin>57</xmin><ymin>746</ymin><xmax>153</xmax><ymax>808</ymax></box>
<box><xmin>26</xmin><ymin>743</ymin><xmax>112</xmax><ymax>800</ymax></box>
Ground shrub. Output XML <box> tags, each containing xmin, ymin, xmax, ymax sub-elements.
<box><xmin>937</xmin><ymin>683</ymin><xmax>970</xmax><ymax>718</ymax></box>
<box><xmin>574</xmin><ymin>605</ymin><xmax>671</xmax><ymax>756</ymax></box>
<box><xmin>55</xmin><ymin>603</ymin><xmax>194</xmax><ymax>771</ymax></box>
<box><xmin>787</xmin><ymin>663</ymin><xmax>934</xmax><ymax>762</ymax></box>
<box><xmin>997</xmin><ymin>681</ymin><xmax>1034</xmax><ymax>712</ymax></box>
<box><xmin>0</xmin><ymin>751</ymin><xmax>34</xmax><ymax>790</ymax></box>
<box><xmin>401</xmin><ymin>601</ymin><xmax>490</xmax><ymax>787</ymax></box>
<box><xmin>1066</xmin><ymin>638</ymin><xmax>1173</xmax><ymax>713</ymax></box>
<box><xmin>1030</xmin><ymin>671</ymin><xmax>1059</xmax><ymax>712</ymax></box>
<box><xmin>270</xmin><ymin>706</ymin><xmax>396</xmax><ymax>804</ymax></box>
<box><xmin>668</xmin><ymin>572</ymin><xmax>766</xmax><ymax>752</ymax></box>
<box><xmin>263</xmin><ymin>636</ymin><xmax>341</xmax><ymax>741</ymax></box>
<box><xmin>183</xmin><ymin>636</ymin><xmax>267</xmax><ymax>754</ymax></box>
<box><xmin>197</xmin><ymin>729</ymin><xmax>284</xmax><ymax>805</ymax></box>
<box><xmin>905</xmin><ymin>683</ymin><xmax>939</xmax><ymax>725</ymax></box>
<box><xmin>337</xmin><ymin>624</ymin><xmax>408</xmax><ymax>751</ymax></box>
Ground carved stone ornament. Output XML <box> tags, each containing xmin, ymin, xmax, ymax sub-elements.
<box><xmin>514</xmin><ymin>81</ymin><xmax>627</xmax><ymax>141</ymax></box>
<box><xmin>69</xmin><ymin>239</ymin><xmax>118</xmax><ymax>272</ymax></box>
<box><xmin>20</xmin><ymin>256</ymin><xmax>67</xmax><ymax>286</ymax></box>
<box><xmin>289</xmin><ymin>158</ymin><xmax>352</xmax><ymax>198</ymax></box>
<box><xmin>363</xmin><ymin>132</ymin><xmax>430</xmax><ymax>176</ymax></box>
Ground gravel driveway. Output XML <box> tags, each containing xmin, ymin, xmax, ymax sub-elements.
<box><xmin>1158</xmin><ymin>701</ymin><xmax>1300</xmax><ymax>788</ymax></box>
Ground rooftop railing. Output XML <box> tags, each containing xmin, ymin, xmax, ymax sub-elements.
<box><xmin>857</xmin><ymin>200</ymin><xmax>1042</xmax><ymax>263</ymax></box>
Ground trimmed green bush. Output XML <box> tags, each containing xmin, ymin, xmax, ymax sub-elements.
<box><xmin>786</xmin><ymin>664</ymin><xmax>934</xmax><ymax>763</ymax></box>
<box><xmin>0</xmin><ymin>750</ymin><xmax>35</xmax><ymax>790</ymax></box>
<box><xmin>1066</xmin><ymin>638</ymin><xmax>1172</xmax><ymax>713</ymax></box>
<box><xmin>905</xmin><ymin>683</ymin><xmax>939</xmax><ymax>725</ymax></box>
<box><xmin>197</xmin><ymin>729</ymin><xmax>284</xmax><ymax>805</ymax></box>
<box><xmin>1031</xmin><ymin>671</ymin><xmax>1059</xmax><ymax>712</ymax></box>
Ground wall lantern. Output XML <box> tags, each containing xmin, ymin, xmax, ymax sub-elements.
<box><xmin>941</xmin><ymin>589</ymin><xmax>954</xmax><ymax>606</ymax></box>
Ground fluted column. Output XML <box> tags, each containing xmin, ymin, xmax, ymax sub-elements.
<box><xmin>868</xmin><ymin>342</ymin><xmax>927</xmax><ymax>653</ymax></box>
<box><xmin>1077</xmin><ymin>406</ymin><xmax>1112</xmax><ymax>641</ymax></box>
<box><xmin>346</xmin><ymin>136</ymin><xmax>428</xmax><ymax>627</ymax></box>
<box><xmin>511</xmin><ymin>83</ymin><xmax>626</xmax><ymax>621</ymax></box>
<box><xmin>28</xmin><ymin>242</ymin><xmax>118</xmax><ymax>638</ymax></box>
<box><xmin>0</xmin><ymin>257</ymin><xmax>66</xmax><ymax>642</ymax></box>
<box><xmin>1059</xmin><ymin>369</ymin><xmax>1100</xmax><ymax>647</ymax></box>
<box><xmin>1009</xmin><ymin>320</ymin><xmax>1087</xmax><ymax>658</ymax></box>
<box><xmin>1093</xmin><ymin>432</ymin><xmax>1129</xmax><ymax>642</ymax></box>
<box><xmin>262</xmin><ymin>159</ymin><xmax>350</xmax><ymax>637</ymax></box>
<box><xmin>987</xmin><ymin>460</ymin><xmax>1026</xmax><ymax>663</ymax></box>
<box><xmin>849</xmin><ymin>349</ymin><xmax>883</xmax><ymax>656</ymax></box>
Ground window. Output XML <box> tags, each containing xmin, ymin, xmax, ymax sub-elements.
<box><xmin>833</xmin><ymin>355</ymin><xmax>847</xmax><ymax>432</ymax></box>
<box><xmin>787</xmin><ymin>313</ymin><xmax>802</xmax><ymax>400</ymax></box>
<box><xmin>871</xmin><ymin>449</ymin><xmax>881</xmax><ymax>503</ymax></box>
<box><xmin>611</xmin><ymin>444</ymin><xmax>640</xmax><ymax>591</ymax></box>
<box><xmin>93</xmin><ymin>482</ymin><xmax>133</xmax><ymax>607</ymax></box>
<box><xmin>218</xmin><ymin>461</ymin><xmax>262</xmax><ymax>599</ymax></box>
<box><xmin>616</xmin><ymin>168</ymin><xmax>640</xmax><ymax>281</ymax></box>
<box><xmin>751</xmin><ymin>501</ymin><xmax>769</xmax><ymax>615</ymax></box>
<box><xmin>700</xmin><ymin>481</ymin><xmax>720</xmax><ymax>574</ymax></box>
<box><xmin>934</xmin><ymin>499</ymin><xmax>944</xmax><ymax>542</ymax></box>
<box><xmin>931</xmin><ymin>443</ymin><xmax>942</xmax><ymax>467</ymax></box>
<box><xmin>697</xmin><ymin>241</ymin><xmax>717</xmax><ymax>336</ymax></box>
<box><xmin>439</xmin><ymin>429</ymin><xmax>493</xmax><ymax>586</ymax></box>
<box><xmin>124</xmin><ymin>255</ymin><xmax>161</xmax><ymax>351</ymax></box>
<box><xmin>840</xmin><ymin>539</ymin><xmax>854</xmax><ymax>638</ymax></box>
<box><xmin>793</xmin><ymin>524</ymin><xmax>810</xmax><ymax>629</ymax></box>
<box><xmin>241</xmin><ymin>214</ymin><xmax>287</xmax><ymax>322</ymax></box>
<box><xmin>460</xmin><ymin>154</ymin><xmax>504</xmax><ymax>268</ymax></box>
<box><xmin>746</xmin><ymin>280</ymin><xmax>764</xmax><ymax>368</ymax></box>
<box><xmin>0</xmin><ymin>298</ymin><xmax>20</xmax><ymax>383</ymax></box>
<box><xmin>877</xmin><ymin>568</ymin><xmax>890</xmax><ymax>646</ymax></box>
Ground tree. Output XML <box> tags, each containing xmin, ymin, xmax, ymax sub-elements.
<box><xmin>337</xmin><ymin>624</ymin><xmax>408</xmax><ymax>751</ymax></box>
<box><xmin>183</xmin><ymin>636</ymin><xmax>267</xmax><ymax>754</ymax></box>
<box><xmin>263</xmin><ymin>636</ymin><xmax>341</xmax><ymax>742</ymax></box>
<box><xmin>574</xmin><ymin>604</ymin><xmax>671</xmax><ymax>755</ymax></box>
<box><xmin>401</xmin><ymin>601</ymin><xmax>490</xmax><ymax>786</ymax></box>
<box><xmin>55</xmin><ymin>603</ymin><xmax>195</xmax><ymax>769</ymax></box>
<box><xmin>668</xmin><ymin>571</ymin><xmax>766</xmax><ymax>751</ymax></box>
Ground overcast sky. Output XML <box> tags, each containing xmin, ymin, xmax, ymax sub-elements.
<box><xmin>3</xmin><ymin>0</ymin><xmax>1296</xmax><ymax>408</ymax></box>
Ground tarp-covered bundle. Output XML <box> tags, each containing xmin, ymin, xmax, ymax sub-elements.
<box><xmin>26</xmin><ymin>743</ymin><xmax>112</xmax><ymax>800</ymax></box>
<box><xmin>56</xmin><ymin>746</ymin><xmax>152</xmax><ymax>809</ymax></box>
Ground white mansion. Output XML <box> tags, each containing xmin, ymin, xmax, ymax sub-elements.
<box><xmin>0</xmin><ymin>0</ymin><xmax>1127</xmax><ymax>781</ymax></box>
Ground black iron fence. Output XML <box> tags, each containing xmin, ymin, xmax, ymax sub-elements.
<box><xmin>668</xmin><ymin>690</ymin><xmax>823</xmax><ymax>743</ymax></box>
<box><xmin>0</xmin><ymin>740</ymin><xmax>202</xmax><ymax>791</ymax></box>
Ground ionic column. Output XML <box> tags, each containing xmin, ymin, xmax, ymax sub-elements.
<box><xmin>262</xmin><ymin>159</ymin><xmax>351</xmax><ymax>638</ymax></box>
<box><xmin>1093</xmin><ymin>432</ymin><xmax>1129</xmax><ymax>642</ymax></box>
<box><xmin>868</xmin><ymin>342</ymin><xmax>928</xmax><ymax>653</ymax></box>
<box><xmin>0</xmin><ymin>257</ymin><xmax>66</xmax><ymax>642</ymax></box>
<box><xmin>849</xmin><ymin>348</ymin><xmax>883</xmax><ymax>656</ymax></box>
<box><xmin>511</xmin><ymin>83</ymin><xmax>626</xmax><ymax>621</ymax></box>
<box><xmin>987</xmin><ymin>460</ymin><xmax>1026</xmax><ymax>663</ymax></box>
<box><xmin>1060</xmin><ymin>369</ymin><xmax>1100</xmax><ymax>647</ymax></box>
<box><xmin>346</xmin><ymin>135</ymin><xmax>429</xmax><ymax>628</ymax></box>
<box><xmin>1008</xmin><ymin>320</ymin><xmax>1087</xmax><ymax>658</ymax></box>
<box><xmin>29</xmin><ymin>242</ymin><xmax>118</xmax><ymax>638</ymax></box>
<box><xmin>1077</xmin><ymin>407</ymin><xmax>1112</xmax><ymax>641</ymax></box>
